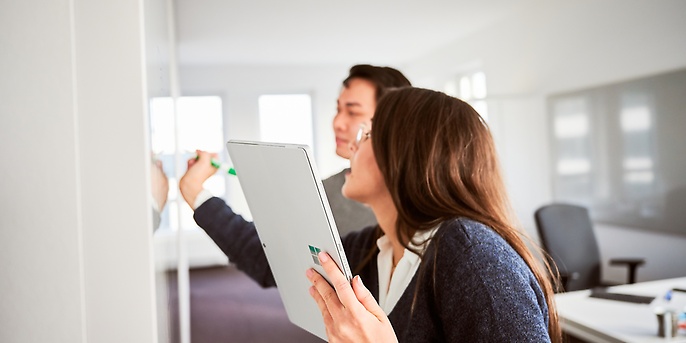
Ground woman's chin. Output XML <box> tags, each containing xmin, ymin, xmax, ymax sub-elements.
<box><xmin>341</xmin><ymin>183</ymin><xmax>356</xmax><ymax>201</ymax></box>
<box><xmin>341</xmin><ymin>185</ymin><xmax>351</xmax><ymax>199</ymax></box>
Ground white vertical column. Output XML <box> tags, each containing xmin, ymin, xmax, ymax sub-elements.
<box><xmin>165</xmin><ymin>0</ymin><xmax>192</xmax><ymax>341</ymax></box>
<box><xmin>74</xmin><ymin>0</ymin><xmax>158</xmax><ymax>341</ymax></box>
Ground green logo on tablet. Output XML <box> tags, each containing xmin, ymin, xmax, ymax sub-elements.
<box><xmin>309</xmin><ymin>245</ymin><xmax>322</xmax><ymax>265</ymax></box>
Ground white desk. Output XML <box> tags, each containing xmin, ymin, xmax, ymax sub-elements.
<box><xmin>555</xmin><ymin>277</ymin><xmax>686</xmax><ymax>343</ymax></box>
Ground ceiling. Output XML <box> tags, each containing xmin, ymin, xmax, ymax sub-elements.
<box><xmin>174</xmin><ymin>0</ymin><xmax>528</xmax><ymax>67</ymax></box>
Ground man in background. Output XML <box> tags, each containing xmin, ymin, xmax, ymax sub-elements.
<box><xmin>322</xmin><ymin>64</ymin><xmax>411</xmax><ymax>234</ymax></box>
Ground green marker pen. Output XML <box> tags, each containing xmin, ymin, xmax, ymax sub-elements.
<box><xmin>211</xmin><ymin>158</ymin><xmax>237</xmax><ymax>175</ymax></box>
<box><xmin>196</xmin><ymin>156</ymin><xmax>236</xmax><ymax>175</ymax></box>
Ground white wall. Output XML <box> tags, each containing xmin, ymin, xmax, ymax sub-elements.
<box><xmin>1</xmin><ymin>0</ymin><xmax>160</xmax><ymax>342</ymax></box>
<box><xmin>404</xmin><ymin>0</ymin><xmax>686</xmax><ymax>282</ymax></box>
<box><xmin>0</xmin><ymin>2</ymin><xmax>85</xmax><ymax>341</ymax></box>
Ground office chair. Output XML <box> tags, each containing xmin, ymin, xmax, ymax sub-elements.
<box><xmin>534</xmin><ymin>203</ymin><xmax>645</xmax><ymax>292</ymax></box>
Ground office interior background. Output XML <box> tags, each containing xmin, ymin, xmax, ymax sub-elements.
<box><xmin>2</xmin><ymin>0</ymin><xmax>685</xmax><ymax>342</ymax></box>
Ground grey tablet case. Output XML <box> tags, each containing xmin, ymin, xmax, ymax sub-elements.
<box><xmin>226</xmin><ymin>139</ymin><xmax>353</xmax><ymax>341</ymax></box>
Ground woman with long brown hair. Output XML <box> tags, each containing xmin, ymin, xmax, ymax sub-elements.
<box><xmin>307</xmin><ymin>87</ymin><xmax>561</xmax><ymax>342</ymax></box>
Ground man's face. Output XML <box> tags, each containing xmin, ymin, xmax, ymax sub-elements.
<box><xmin>332</xmin><ymin>78</ymin><xmax>376</xmax><ymax>159</ymax></box>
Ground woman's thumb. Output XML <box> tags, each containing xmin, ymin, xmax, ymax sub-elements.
<box><xmin>352</xmin><ymin>275</ymin><xmax>386</xmax><ymax>320</ymax></box>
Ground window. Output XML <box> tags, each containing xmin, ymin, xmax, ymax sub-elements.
<box><xmin>445</xmin><ymin>71</ymin><xmax>488</xmax><ymax>121</ymax></box>
<box><xmin>150</xmin><ymin>96</ymin><xmax>225</xmax><ymax>231</ymax></box>
<box><xmin>258</xmin><ymin>94</ymin><xmax>313</xmax><ymax>147</ymax></box>
<box><xmin>149</xmin><ymin>94</ymin><xmax>315</xmax><ymax>230</ymax></box>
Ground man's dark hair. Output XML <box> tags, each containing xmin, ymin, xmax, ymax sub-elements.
<box><xmin>342</xmin><ymin>64</ymin><xmax>411</xmax><ymax>101</ymax></box>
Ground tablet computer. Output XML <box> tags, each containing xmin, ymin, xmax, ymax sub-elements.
<box><xmin>226</xmin><ymin>139</ymin><xmax>353</xmax><ymax>341</ymax></box>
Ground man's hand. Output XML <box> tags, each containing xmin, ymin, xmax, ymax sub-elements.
<box><xmin>179</xmin><ymin>150</ymin><xmax>218</xmax><ymax>209</ymax></box>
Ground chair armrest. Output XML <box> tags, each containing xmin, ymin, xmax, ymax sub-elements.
<box><xmin>609</xmin><ymin>258</ymin><xmax>646</xmax><ymax>284</ymax></box>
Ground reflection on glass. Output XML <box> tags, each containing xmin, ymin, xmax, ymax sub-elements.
<box><xmin>623</xmin><ymin>171</ymin><xmax>654</xmax><ymax>184</ymax></box>
<box><xmin>623</xmin><ymin>157</ymin><xmax>654</xmax><ymax>185</ymax></box>
<box><xmin>151</xmin><ymin>96</ymin><xmax>225</xmax><ymax>231</ymax></box>
<box><xmin>557</xmin><ymin>158</ymin><xmax>591</xmax><ymax>175</ymax></box>
<box><xmin>548</xmin><ymin>68</ymin><xmax>686</xmax><ymax>235</ymax></box>
<box><xmin>623</xmin><ymin>157</ymin><xmax>653</xmax><ymax>170</ymax></box>
<box><xmin>148</xmin><ymin>96</ymin><xmax>174</xmax><ymax>343</ymax></box>
<box><xmin>619</xmin><ymin>93</ymin><xmax>655</xmax><ymax>219</ymax></box>
<box><xmin>554</xmin><ymin>113</ymin><xmax>588</xmax><ymax>138</ymax></box>
<box><xmin>620</xmin><ymin>104</ymin><xmax>651</xmax><ymax>132</ymax></box>
<box><xmin>551</xmin><ymin>96</ymin><xmax>592</xmax><ymax>204</ymax></box>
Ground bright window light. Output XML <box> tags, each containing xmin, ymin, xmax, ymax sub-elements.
<box><xmin>621</xmin><ymin>106</ymin><xmax>651</xmax><ymax>132</ymax></box>
<box><xmin>624</xmin><ymin>171</ymin><xmax>654</xmax><ymax>184</ymax></box>
<box><xmin>553</xmin><ymin>97</ymin><xmax>589</xmax><ymax>139</ymax></box>
<box><xmin>555</xmin><ymin>114</ymin><xmax>589</xmax><ymax>138</ymax></box>
<box><xmin>451</xmin><ymin>71</ymin><xmax>488</xmax><ymax>122</ymax></box>
<box><xmin>557</xmin><ymin>158</ymin><xmax>591</xmax><ymax>175</ymax></box>
<box><xmin>149</xmin><ymin>95</ymin><xmax>225</xmax><ymax>231</ymax></box>
<box><xmin>471</xmin><ymin>72</ymin><xmax>487</xmax><ymax>99</ymax></box>
<box><xmin>471</xmin><ymin>100</ymin><xmax>488</xmax><ymax>122</ymax></box>
<box><xmin>623</xmin><ymin>157</ymin><xmax>653</xmax><ymax>170</ymax></box>
<box><xmin>258</xmin><ymin>94</ymin><xmax>313</xmax><ymax>147</ymax></box>
<box><xmin>459</xmin><ymin>76</ymin><xmax>472</xmax><ymax>100</ymax></box>
<box><xmin>177</xmin><ymin>96</ymin><xmax>224</xmax><ymax>152</ymax></box>
<box><xmin>444</xmin><ymin>80</ymin><xmax>458</xmax><ymax>97</ymax></box>
<box><xmin>150</xmin><ymin>97</ymin><xmax>176</xmax><ymax>154</ymax></box>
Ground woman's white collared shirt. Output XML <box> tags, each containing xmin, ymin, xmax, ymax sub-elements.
<box><xmin>376</xmin><ymin>225</ymin><xmax>439</xmax><ymax>314</ymax></box>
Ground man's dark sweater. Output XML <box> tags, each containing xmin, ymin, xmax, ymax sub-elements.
<box><xmin>195</xmin><ymin>197</ymin><xmax>551</xmax><ymax>342</ymax></box>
